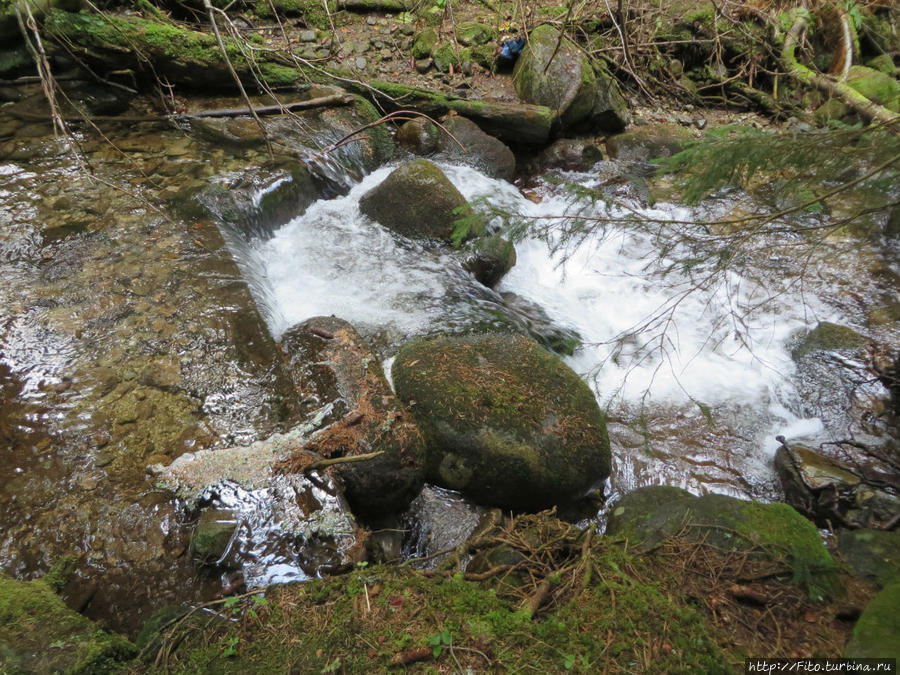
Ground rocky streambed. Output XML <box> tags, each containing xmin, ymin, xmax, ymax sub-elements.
<box><xmin>0</xmin><ymin>3</ymin><xmax>899</xmax><ymax>670</ymax></box>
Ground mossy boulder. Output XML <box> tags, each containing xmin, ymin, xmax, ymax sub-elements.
<box><xmin>359</xmin><ymin>159</ymin><xmax>477</xmax><ymax>242</ymax></box>
<box><xmin>464</xmin><ymin>234</ymin><xmax>516</xmax><ymax>287</ymax></box>
<box><xmin>837</xmin><ymin>529</ymin><xmax>900</xmax><ymax>587</ymax></box>
<box><xmin>391</xmin><ymin>332</ymin><xmax>611</xmax><ymax>510</ymax></box>
<box><xmin>432</xmin><ymin>42</ymin><xmax>466</xmax><ymax>73</ymax></box>
<box><xmin>513</xmin><ymin>24</ymin><xmax>628</xmax><ymax>134</ymax></box>
<box><xmin>846</xmin><ymin>65</ymin><xmax>900</xmax><ymax>112</ymax></box>
<box><xmin>457</xmin><ymin>21</ymin><xmax>495</xmax><ymax>47</ymax></box>
<box><xmin>396</xmin><ymin>117</ymin><xmax>441</xmax><ymax>155</ymax></box>
<box><xmin>438</xmin><ymin>115</ymin><xmax>516</xmax><ymax>181</ymax></box>
<box><xmin>866</xmin><ymin>53</ymin><xmax>897</xmax><ymax>77</ymax></box>
<box><xmin>0</xmin><ymin>574</ymin><xmax>135</xmax><ymax>673</ymax></box>
<box><xmin>606</xmin><ymin>487</ymin><xmax>838</xmax><ymax>601</ymax></box>
<box><xmin>844</xmin><ymin>579</ymin><xmax>900</xmax><ymax>659</ymax></box>
<box><xmin>412</xmin><ymin>27</ymin><xmax>438</xmax><ymax>59</ymax></box>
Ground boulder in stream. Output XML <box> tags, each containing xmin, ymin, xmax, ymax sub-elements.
<box><xmin>513</xmin><ymin>24</ymin><xmax>629</xmax><ymax>134</ymax></box>
<box><xmin>391</xmin><ymin>332</ymin><xmax>611</xmax><ymax>511</ymax></box>
<box><xmin>437</xmin><ymin>115</ymin><xmax>516</xmax><ymax>181</ymax></box>
<box><xmin>359</xmin><ymin>158</ymin><xmax>480</xmax><ymax>242</ymax></box>
<box><xmin>464</xmin><ymin>234</ymin><xmax>517</xmax><ymax>287</ymax></box>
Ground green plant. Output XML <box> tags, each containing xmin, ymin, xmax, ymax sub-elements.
<box><xmin>426</xmin><ymin>628</ymin><xmax>452</xmax><ymax>657</ymax></box>
<box><xmin>222</xmin><ymin>635</ymin><xmax>239</xmax><ymax>658</ymax></box>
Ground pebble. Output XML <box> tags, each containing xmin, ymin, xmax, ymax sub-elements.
<box><xmin>300</xmin><ymin>30</ymin><xmax>317</xmax><ymax>43</ymax></box>
<box><xmin>355</xmin><ymin>57</ymin><xmax>367</xmax><ymax>70</ymax></box>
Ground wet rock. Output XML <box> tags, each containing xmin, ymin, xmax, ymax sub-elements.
<box><xmin>464</xmin><ymin>234</ymin><xmax>516</xmax><ymax>287</ymax></box>
<box><xmin>280</xmin><ymin>317</ymin><xmax>427</xmax><ymax>518</ymax></box>
<box><xmin>606</xmin><ymin>486</ymin><xmax>838</xmax><ymax>600</ymax></box>
<box><xmin>606</xmin><ymin>124</ymin><xmax>693</xmax><ymax>163</ymax></box>
<box><xmin>534</xmin><ymin>137</ymin><xmax>604</xmax><ymax>172</ymax></box>
<box><xmin>500</xmin><ymin>291</ymin><xmax>581</xmax><ymax>356</ymax></box>
<box><xmin>359</xmin><ymin>158</ymin><xmax>478</xmax><ymax>242</ymax></box>
<box><xmin>790</xmin><ymin>321</ymin><xmax>865</xmax><ymax>361</ymax></box>
<box><xmin>513</xmin><ymin>24</ymin><xmax>629</xmax><ymax>134</ymax></box>
<box><xmin>396</xmin><ymin>117</ymin><xmax>440</xmax><ymax>155</ymax></box>
<box><xmin>0</xmin><ymin>574</ymin><xmax>135</xmax><ymax>673</ymax></box>
<box><xmin>392</xmin><ymin>332</ymin><xmax>611</xmax><ymax>511</ymax></box>
<box><xmin>192</xmin><ymin>117</ymin><xmax>267</xmax><ymax>148</ymax></box>
<box><xmin>437</xmin><ymin>115</ymin><xmax>516</xmax><ymax>181</ymax></box>
<box><xmin>401</xmin><ymin>485</ymin><xmax>495</xmax><ymax>569</ymax></box>
<box><xmin>774</xmin><ymin>442</ymin><xmax>899</xmax><ymax>529</ymax></box>
<box><xmin>844</xmin><ymin>579</ymin><xmax>900</xmax><ymax>659</ymax></box>
<box><xmin>837</xmin><ymin>529</ymin><xmax>900</xmax><ymax>587</ymax></box>
<box><xmin>189</xmin><ymin>509</ymin><xmax>238</xmax><ymax>565</ymax></box>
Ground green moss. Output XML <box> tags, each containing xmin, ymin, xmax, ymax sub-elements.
<box><xmin>844</xmin><ymin>579</ymin><xmax>900</xmax><ymax>659</ymax></box>
<box><xmin>607</xmin><ymin>489</ymin><xmax>838</xmax><ymax>602</ymax></box>
<box><xmin>43</xmin><ymin>10</ymin><xmax>304</xmax><ymax>89</ymax></box>
<box><xmin>791</xmin><ymin>321</ymin><xmax>865</xmax><ymax>360</ymax></box>
<box><xmin>139</xmin><ymin>543</ymin><xmax>735</xmax><ymax>673</ymax></box>
<box><xmin>0</xmin><ymin>47</ymin><xmax>30</xmax><ymax>75</ymax></box>
<box><xmin>43</xmin><ymin>555</ymin><xmax>78</xmax><ymax>593</ymax></box>
<box><xmin>0</xmin><ymin>574</ymin><xmax>135</xmax><ymax>673</ymax></box>
<box><xmin>350</xmin><ymin>95</ymin><xmax>394</xmax><ymax>164</ymax></box>
<box><xmin>456</xmin><ymin>21</ymin><xmax>495</xmax><ymax>47</ymax></box>
<box><xmin>412</xmin><ymin>26</ymin><xmax>438</xmax><ymax>59</ymax></box>
<box><xmin>846</xmin><ymin>65</ymin><xmax>900</xmax><ymax>111</ymax></box>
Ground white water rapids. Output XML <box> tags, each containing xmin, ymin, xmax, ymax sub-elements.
<box><xmin>231</xmin><ymin>161</ymin><xmax>859</xmax><ymax>500</ymax></box>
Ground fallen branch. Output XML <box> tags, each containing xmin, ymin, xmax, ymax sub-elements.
<box><xmin>302</xmin><ymin>450</ymin><xmax>384</xmax><ymax>474</ymax></box>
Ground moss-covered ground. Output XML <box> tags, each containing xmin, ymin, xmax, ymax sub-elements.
<box><xmin>131</xmin><ymin>511</ymin><xmax>865</xmax><ymax>673</ymax></box>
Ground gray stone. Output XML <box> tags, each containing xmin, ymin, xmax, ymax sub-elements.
<box><xmin>437</xmin><ymin>115</ymin><xmax>516</xmax><ymax>181</ymax></box>
<box><xmin>513</xmin><ymin>24</ymin><xmax>629</xmax><ymax>133</ymax></box>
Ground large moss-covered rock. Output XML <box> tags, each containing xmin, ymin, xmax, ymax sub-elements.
<box><xmin>359</xmin><ymin>159</ymin><xmax>476</xmax><ymax>242</ymax></box>
<box><xmin>846</xmin><ymin>65</ymin><xmax>900</xmax><ymax>112</ymax></box>
<box><xmin>513</xmin><ymin>24</ymin><xmax>628</xmax><ymax>134</ymax></box>
<box><xmin>844</xmin><ymin>580</ymin><xmax>900</xmax><ymax>658</ymax></box>
<box><xmin>606</xmin><ymin>487</ymin><xmax>838</xmax><ymax>600</ymax></box>
<box><xmin>280</xmin><ymin>317</ymin><xmax>426</xmax><ymax>518</ymax></box>
<box><xmin>392</xmin><ymin>333</ymin><xmax>611</xmax><ymax>511</ymax></box>
<box><xmin>438</xmin><ymin>115</ymin><xmax>516</xmax><ymax>181</ymax></box>
<box><xmin>0</xmin><ymin>574</ymin><xmax>135</xmax><ymax>673</ymax></box>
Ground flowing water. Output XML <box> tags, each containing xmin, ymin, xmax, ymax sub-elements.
<box><xmin>230</xmin><ymin>160</ymin><xmax>897</xmax><ymax>504</ymax></box>
<box><xmin>1</xmin><ymin>103</ymin><xmax>897</xmax><ymax>634</ymax></box>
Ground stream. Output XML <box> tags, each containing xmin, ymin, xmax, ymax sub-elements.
<box><xmin>1</xmin><ymin>101</ymin><xmax>897</xmax><ymax>636</ymax></box>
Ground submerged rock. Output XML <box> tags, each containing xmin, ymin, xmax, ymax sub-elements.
<box><xmin>844</xmin><ymin>579</ymin><xmax>900</xmax><ymax>659</ymax></box>
<box><xmin>437</xmin><ymin>115</ymin><xmax>516</xmax><ymax>181</ymax></box>
<box><xmin>396</xmin><ymin>117</ymin><xmax>441</xmax><ymax>155</ymax></box>
<box><xmin>392</xmin><ymin>332</ymin><xmax>611</xmax><ymax>511</ymax></box>
<box><xmin>605</xmin><ymin>486</ymin><xmax>838</xmax><ymax>600</ymax></box>
<box><xmin>359</xmin><ymin>159</ymin><xmax>478</xmax><ymax>242</ymax></box>
<box><xmin>279</xmin><ymin>317</ymin><xmax>427</xmax><ymax>518</ymax></box>
<box><xmin>0</xmin><ymin>574</ymin><xmax>135</xmax><ymax>673</ymax></box>
<box><xmin>189</xmin><ymin>509</ymin><xmax>238</xmax><ymax>566</ymax></box>
<box><xmin>513</xmin><ymin>24</ymin><xmax>629</xmax><ymax>134</ymax></box>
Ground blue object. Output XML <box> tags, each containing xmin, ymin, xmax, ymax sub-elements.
<box><xmin>497</xmin><ymin>37</ymin><xmax>526</xmax><ymax>63</ymax></box>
